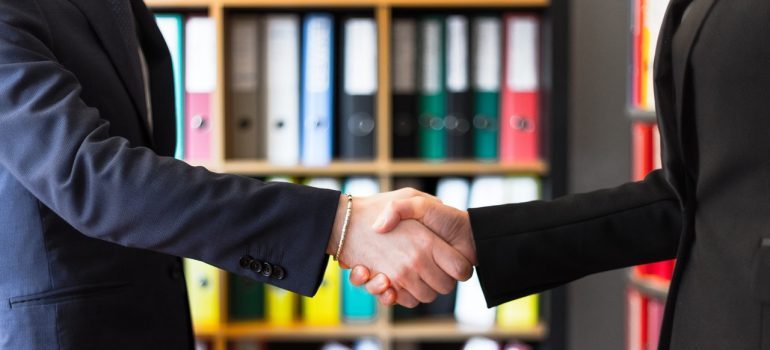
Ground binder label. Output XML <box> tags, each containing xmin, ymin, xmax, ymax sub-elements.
<box><xmin>506</xmin><ymin>17</ymin><xmax>539</xmax><ymax>92</ymax></box>
<box><xmin>446</xmin><ymin>16</ymin><xmax>468</xmax><ymax>93</ymax></box>
<box><xmin>393</xmin><ymin>19</ymin><xmax>416</xmax><ymax>94</ymax></box>
<box><xmin>421</xmin><ymin>20</ymin><xmax>441</xmax><ymax>94</ymax></box>
<box><xmin>230</xmin><ymin>17</ymin><xmax>259</xmax><ymax>93</ymax></box>
<box><xmin>344</xmin><ymin>19</ymin><xmax>378</xmax><ymax>95</ymax></box>
<box><xmin>473</xmin><ymin>18</ymin><xmax>501</xmax><ymax>91</ymax></box>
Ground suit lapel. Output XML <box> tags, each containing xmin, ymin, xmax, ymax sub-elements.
<box><xmin>66</xmin><ymin>0</ymin><xmax>154</xmax><ymax>147</ymax></box>
<box><xmin>670</xmin><ymin>0</ymin><xmax>716</xmax><ymax>161</ymax></box>
<box><xmin>131</xmin><ymin>0</ymin><xmax>177</xmax><ymax>157</ymax></box>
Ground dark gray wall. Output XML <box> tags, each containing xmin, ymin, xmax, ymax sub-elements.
<box><xmin>567</xmin><ymin>1</ymin><xmax>633</xmax><ymax>349</ymax></box>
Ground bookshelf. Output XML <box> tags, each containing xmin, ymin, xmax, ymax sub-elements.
<box><xmin>146</xmin><ymin>0</ymin><xmax>569</xmax><ymax>349</ymax></box>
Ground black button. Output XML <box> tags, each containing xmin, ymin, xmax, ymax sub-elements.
<box><xmin>249</xmin><ymin>260</ymin><xmax>263</xmax><ymax>273</ymax></box>
<box><xmin>261</xmin><ymin>262</ymin><xmax>273</xmax><ymax>277</ymax></box>
<box><xmin>239</xmin><ymin>255</ymin><xmax>254</xmax><ymax>269</ymax></box>
<box><xmin>272</xmin><ymin>266</ymin><xmax>286</xmax><ymax>280</ymax></box>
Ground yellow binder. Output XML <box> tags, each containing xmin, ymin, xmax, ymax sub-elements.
<box><xmin>497</xmin><ymin>293</ymin><xmax>539</xmax><ymax>329</ymax></box>
<box><xmin>302</xmin><ymin>257</ymin><xmax>341</xmax><ymax>325</ymax></box>
<box><xmin>266</xmin><ymin>285</ymin><xmax>297</xmax><ymax>325</ymax></box>
<box><xmin>184</xmin><ymin>258</ymin><xmax>221</xmax><ymax>330</ymax></box>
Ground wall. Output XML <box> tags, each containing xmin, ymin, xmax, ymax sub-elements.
<box><xmin>567</xmin><ymin>0</ymin><xmax>633</xmax><ymax>349</ymax></box>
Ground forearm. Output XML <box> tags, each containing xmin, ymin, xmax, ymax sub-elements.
<box><xmin>470</xmin><ymin>170</ymin><xmax>682</xmax><ymax>307</ymax></box>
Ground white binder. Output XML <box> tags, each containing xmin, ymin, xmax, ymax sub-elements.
<box><xmin>265</xmin><ymin>15</ymin><xmax>300</xmax><ymax>165</ymax></box>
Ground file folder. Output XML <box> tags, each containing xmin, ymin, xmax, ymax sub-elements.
<box><xmin>265</xmin><ymin>15</ymin><xmax>301</xmax><ymax>165</ymax></box>
<box><xmin>500</xmin><ymin>14</ymin><xmax>540</xmax><ymax>163</ymax></box>
<box><xmin>228</xmin><ymin>273</ymin><xmax>264</xmax><ymax>321</ymax></box>
<box><xmin>228</xmin><ymin>15</ymin><xmax>264</xmax><ymax>159</ymax></box>
<box><xmin>392</xmin><ymin>18</ymin><xmax>419</xmax><ymax>159</ymax></box>
<box><xmin>184</xmin><ymin>16</ymin><xmax>216</xmax><ymax>162</ymax></box>
<box><xmin>155</xmin><ymin>13</ymin><xmax>185</xmax><ymax>160</ymax></box>
<box><xmin>418</xmin><ymin>17</ymin><xmax>446</xmax><ymax>160</ymax></box>
<box><xmin>184</xmin><ymin>258</ymin><xmax>221</xmax><ymax>330</ymax></box>
<box><xmin>265</xmin><ymin>285</ymin><xmax>297</xmax><ymax>325</ymax></box>
<box><xmin>340</xmin><ymin>18</ymin><xmax>378</xmax><ymax>160</ymax></box>
<box><xmin>302</xmin><ymin>257</ymin><xmax>341</xmax><ymax>325</ymax></box>
<box><xmin>472</xmin><ymin>17</ymin><xmax>502</xmax><ymax>161</ymax></box>
<box><xmin>301</xmin><ymin>14</ymin><xmax>335</xmax><ymax>166</ymax></box>
<box><xmin>341</xmin><ymin>177</ymin><xmax>378</xmax><ymax>322</ymax></box>
<box><xmin>455</xmin><ymin>177</ymin><xmax>505</xmax><ymax>328</ymax></box>
<box><xmin>445</xmin><ymin>15</ymin><xmax>473</xmax><ymax>159</ymax></box>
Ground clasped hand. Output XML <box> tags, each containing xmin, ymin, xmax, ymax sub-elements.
<box><xmin>328</xmin><ymin>188</ymin><xmax>476</xmax><ymax>308</ymax></box>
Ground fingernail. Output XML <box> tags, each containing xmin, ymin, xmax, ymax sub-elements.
<box><xmin>374</xmin><ymin>274</ymin><xmax>387</xmax><ymax>289</ymax></box>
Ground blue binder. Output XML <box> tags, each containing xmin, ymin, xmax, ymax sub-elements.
<box><xmin>300</xmin><ymin>14</ymin><xmax>335</xmax><ymax>166</ymax></box>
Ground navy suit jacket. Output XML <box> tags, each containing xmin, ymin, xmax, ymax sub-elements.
<box><xmin>0</xmin><ymin>1</ymin><xmax>339</xmax><ymax>349</ymax></box>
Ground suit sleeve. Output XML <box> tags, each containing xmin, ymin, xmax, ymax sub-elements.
<box><xmin>0</xmin><ymin>2</ymin><xmax>337</xmax><ymax>296</ymax></box>
<box><xmin>469</xmin><ymin>170</ymin><xmax>682</xmax><ymax>307</ymax></box>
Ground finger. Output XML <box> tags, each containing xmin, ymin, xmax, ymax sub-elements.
<box><xmin>373</xmin><ymin>196</ymin><xmax>438</xmax><ymax>233</ymax></box>
<box><xmin>365</xmin><ymin>273</ymin><xmax>392</xmax><ymax>295</ymax></box>
<box><xmin>432</xmin><ymin>237</ymin><xmax>474</xmax><ymax>282</ymax></box>
<box><xmin>395</xmin><ymin>288</ymin><xmax>420</xmax><ymax>308</ymax></box>
<box><xmin>417</xmin><ymin>243</ymin><xmax>459</xmax><ymax>295</ymax></box>
<box><xmin>377</xmin><ymin>288</ymin><xmax>397</xmax><ymax>305</ymax></box>
<box><xmin>395</xmin><ymin>267</ymin><xmax>438</xmax><ymax>304</ymax></box>
<box><xmin>349</xmin><ymin>265</ymin><xmax>371</xmax><ymax>286</ymax></box>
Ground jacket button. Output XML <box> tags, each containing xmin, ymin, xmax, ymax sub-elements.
<box><xmin>261</xmin><ymin>262</ymin><xmax>273</xmax><ymax>277</ymax></box>
<box><xmin>272</xmin><ymin>266</ymin><xmax>286</xmax><ymax>280</ymax></box>
<box><xmin>249</xmin><ymin>260</ymin><xmax>263</xmax><ymax>273</ymax></box>
<box><xmin>239</xmin><ymin>255</ymin><xmax>254</xmax><ymax>269</ymax></box>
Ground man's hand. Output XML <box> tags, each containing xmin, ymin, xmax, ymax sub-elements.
<box><xmin>326</xmin><ymin>189</ymin><xmax>474</xmax><ymax>307</ymax></box>
<box><xmin>347</xmin><ymin>193</ymin><xmax>476</xmax><ymax>306</ymax></box>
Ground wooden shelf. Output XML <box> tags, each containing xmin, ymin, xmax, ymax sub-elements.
<box><xmin>389</xmin><ymin>160</ymin><xmax>548</xmax><ymax>176</ymax></box>
<box><xmin>146</xmin><ymin>0</ymin><xmax>549</xmax><ymax>8</ymax></box>
<box><xmin>145</xmin><ymin>0</ymin><xmax>212</xmax><ymax>8</ymax></box>
<box><xmin>391</xmin><ymin>319</ymin><xmax>547</xmax><ymax>341</ymax></box>
<box><xmin>628</xmin><ymin>270</ymin><xmax>670</xmax><ymax>301</ymax></box>
<box><xmin>203</xmin><ymin>160</ymin><xmax>548</xmax><ymax>176</ymax></box>
<box><xmin>224</xmin><ymin>322</ymin><xmax>383</xmax><ymax>340</ymax></box>
<box><xmin>218</xmin><ymin>160</ymin><xmax>382</xmax><ymax>176</ymax></box>
<box><xmin>385</xmin><ymin>0</ymin><xmax>548</xmax><ymax>7</ymax></box>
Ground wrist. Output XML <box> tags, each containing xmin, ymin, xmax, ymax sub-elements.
<box><xmin>327</xmin><ymin>194</ymin><xmax>348</xmax><ymax>256</ymax></box>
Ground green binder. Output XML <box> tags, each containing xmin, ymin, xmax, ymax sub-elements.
<box><xmin>227</xmin><ymin>273</ymin><xmax>264</xmax><ymax>321</ymax></box>
<box><xmin>418</xmin><ymin>16</ymin><xmax>446</xmax><ymax>160</ymax></box>
<box><xmin>472</xmin><ymin>17</ymin><xmax>502</xmax><ymax>161</ymax></box>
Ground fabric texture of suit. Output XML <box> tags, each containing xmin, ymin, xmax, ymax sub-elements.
<box><xmin>0</xmin><ymin>1</ymin><xmax>338</xmax><ymax>349</ymax></box>
<box><xmin>470</xmin><ymin>0</ymin><xmax>770</xmax><ymax>348</ymax></box>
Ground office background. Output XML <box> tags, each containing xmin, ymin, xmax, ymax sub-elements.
<box><xmin>144</xmin><ymin>0</ymin><xmax>663</xmax><ymax>349</ymax></box>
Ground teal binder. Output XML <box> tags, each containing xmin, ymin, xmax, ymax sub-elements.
<box><xmin>228</xmin><ymin>273</ymin><xmax>265</xmax><ymax>321</ymax></box>
<box><xmin>342</xmin><ymin>269</ymin><xmax>376</xmax><ymax>322</ymax></box>
<box><xmin>418</xmin><ymin>16</ymin><xmax>446</xmax><ymax>160</ymax></box>
<box><xmin>154</xmin><ymin>14</ymin><xmax>185</xmax><ymax>159</ymax></box>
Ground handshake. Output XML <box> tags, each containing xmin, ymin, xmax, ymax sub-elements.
<box><xmin>326</xmin><ymin>188</ymin><xmax>476</xmax><ymax>308</ymax></box>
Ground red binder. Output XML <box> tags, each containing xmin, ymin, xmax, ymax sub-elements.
<box><xmin>632</xmin><ymin>122</ymin><xmax>654</xmax><ymax>181</ymax></box>
<box><xmin>500</xmin><ymin>14</ymin><xmax>541</xmax><ymax>163</ymax></box>
<box><xmin>184</xmin><ymin>16</ymin><xmax>216</xmax><ymax>161</ymax></box>
<box><xmin>627</xmin><ymin>288</ymin><xmax>649</xmax><ymax>350</ymax></box>
<box><xmin>646</xmin><ymin>298</ymin><xmax>665</xmax><ymax>350</ymax></box>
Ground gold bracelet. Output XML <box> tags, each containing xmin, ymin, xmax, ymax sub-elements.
<box><xmin>334</xmin><ymin>194</ymin><xmax>353</xmax><ymax>262</ymax></box>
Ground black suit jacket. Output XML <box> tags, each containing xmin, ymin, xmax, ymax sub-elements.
<box><xmin>0</xmin><ymin>1</ymin><xmax>338</xmax><ymax>349</ymax></box>
<box><xmin>470</xmin><ymin>0</ymin><xmax>768</xmax><ymax>348</ymax></box>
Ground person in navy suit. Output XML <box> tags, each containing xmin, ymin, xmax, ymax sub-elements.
<box><xmin>0</xmin><ymin>1</ymin><xmax>472</xmax><ymax>348</ymax></box>
<box><xmin>356</xmin><ymin>0</ymin><xmax>770</xmax><ymax>349</ymax></box>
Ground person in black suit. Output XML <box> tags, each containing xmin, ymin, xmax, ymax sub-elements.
<box><xmin>354</xmin><ymin>0</ymin><xmax>770</xmax><ymax>348</ymax></box>
<box><xmin>0</xmin><ymin>1</ymin><xmax>472</xmax><ymax>348</ymax></box>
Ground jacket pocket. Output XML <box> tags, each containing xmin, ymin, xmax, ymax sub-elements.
<box><xmin>752</xmin><ymin>239</ymin><xmax>770</xmax><ymax>303</ymax></box>
<box><xmin>9</xmin><ymin>281</ymin><xmax>130</xmax><ymax>309</ymax></box>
